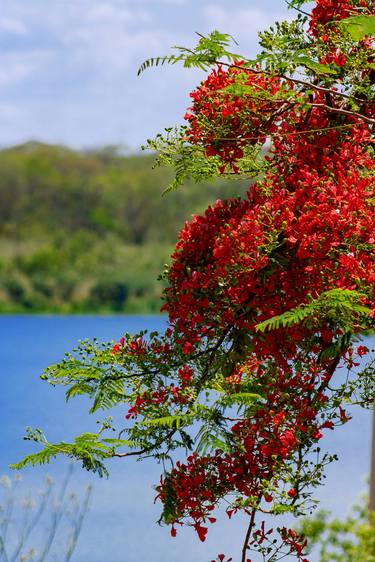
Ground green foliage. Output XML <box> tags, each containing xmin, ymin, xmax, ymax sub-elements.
<box><xmin>11</xmin><ymin>331</ymin><xmax>266</xmax><ymax>472</ymax></box>
<box><xmin>145</xmin><ymin>128</ymin><xmax>223</xmax><ymax>192</ymax></box>
<box><xmin>40</xmin><ymin>337</ymin><xmax>133</xmax><ymax>412</ymax></box>
<box><xmin>217</xmin><ymin>392</ymin><xmax>264</xmax><ymax>408</ymax></box>
<box><xmin>138</xmin><ymin>31</ymin><xmax>240</xmax><ymax>75</ymax></box>
<box><xmin>334</xmin><ymin>356</ymin><xmax>375</xmax><ymax>409</ymax></box>
<box><xmin>0</xmin><ymin>142</ymin><xmax>248</xmax><ymax>312</ymax></box>
<box><xmin>257</xmin><ymin>16</ymin><xmax>349</xmax><ymax>78</ymax></box>
<box><xmin>145</xmin><ymin>127</ymin><xmax>265</xmax><ymax>192</ymax></box>
<box><xmin>298</xmin><ymin>496</ymin><xmax>375</xmax><ymax>561</ymax></box>
<box><xmin>256</xmin><ymin>289</ymin><xmax>372</xmax><ymax>333</ymax></box>
<box><xmin>142</xmin><ymin>413</ymin><xmax>195</xmax><ymax>429</ymax></box>
<box><xmin>339</xmin><ymin>15</ymin><xmax>375</xmax><ymax>42</ymax></box>
<box><xmin>257</xmin><ymin>17</ymin><xmax>312</xmax><ymax>74</ymax></box>
<box><xmin>10</xmin><ymin>422</ymin><xmax>132</xmax><ymax>477</ymax></box>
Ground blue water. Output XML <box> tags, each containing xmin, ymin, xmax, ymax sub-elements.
<box><xmin>0</xmin><ymin>316</ymin><xmax>372</xmax><ymax>562</ymax></box>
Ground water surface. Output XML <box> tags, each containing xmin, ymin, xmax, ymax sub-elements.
<box><xmin>0</xmin><ymin>316</ymin><xmax>372</xmax><ymax>562</ymax></box>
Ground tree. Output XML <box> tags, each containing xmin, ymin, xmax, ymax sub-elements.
<box><xmin>298</xmin><ymin>494</ymin><xmax>375</xmax><ymax>561</ymax></box>
<box><xmin>11</xmin><ymin>1</ymin><xmax>374</xmax><ymax>561</ymax></box>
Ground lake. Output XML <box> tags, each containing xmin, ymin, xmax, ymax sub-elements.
<box><xmin>0</xmin><ymin>316</ymin><xmax>372</xmax><ymax>562</ymax></box>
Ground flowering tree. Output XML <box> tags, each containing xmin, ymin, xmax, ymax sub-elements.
<box><xmin>12</xmin><ymin>1</ymin><xmax>374</xmax><ymax>561</ymax></box>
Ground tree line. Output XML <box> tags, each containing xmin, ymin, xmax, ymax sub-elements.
<box><xmin>0</xmin><ymin>142</ymin><xmax>247</xmax><ymax>313</ymax></box>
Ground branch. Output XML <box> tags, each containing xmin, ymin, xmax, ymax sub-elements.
<box><xmin>36</xmin><ymin>467</ymin><xmax>73</xmax><ymax>562</ymax></box>
<box><xmin>217</xmin><ymin>59</ymin><xmax>373</xmax><ymax>104</ymax></box>
<box><xmin>10</xmin><ymin>480</ymin><xmax>53</xmax><ymax>562</ymax></box>
<box><xmin>196</xmin><ymin>328</ymin><xmax>233</xmax><ymax>391</ymax></box>
<box><xmin>241</xmin><ymin>508</ymin><xmax>257</xmax><ymax>562</ymax></box>
<box><xmin>0</xmin><ymin>538</ymin><xmax>9</xmax><ymax>562</ymax></box>
<box><xmin>203</xmin><ymin>123</ymin><xmax>356</xmax><ymax>145</ymax></box>
<box><xmin>285</xmin><ymin>1</ymin><xmax>311</xmax><ymax>16</ymax></box>
<box><xmin>112</xmin><ymin>428</ymin><xmax>177</xmax><ymax>458</ymax></box>
<box><xmin>310</xmin><ymin>103</ymin><xmax>375</xmax><ymax>124</ymax></box>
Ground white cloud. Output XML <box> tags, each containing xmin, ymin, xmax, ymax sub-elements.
<box><xmin>0</xmin><ymin>102</ymin><xmax>24</xmax><ymax>120</ymax></box>
<box><xmin>0</xmin><ymin>16</ymin><xmax>27</xmax><ymax>35</ymax></box>
<box><xmin>86</xmin><ymin>3</ymin><xmax>152</xmax><ymax>24</ymax></box>
<box><xmin>203</xmin><ymin>5</ymin><xmax>289</xmax><ymax>53</ymax></box>
<box><xmin>156</xmin><ymin>0</ymin><xmax>188</xmax><ymax>4</ymax></box>
<box><xmin>131</xmin><ymin>0</ymin><xmax>187</xmax><ymax>4</ymax></box>
<box><xmin>8</xmin><ymin>1</ymin><xmax>175</xmax><ymax>73</ymax></box>
<box><xmin>0</xmin><ymin>51</ymin><xmax>51</xmax><ymax>88</ymax></box>
<box><xmin>0</xmin><ymin>0</ymin><xmax>291</xmax><ymax>148</ymax></box>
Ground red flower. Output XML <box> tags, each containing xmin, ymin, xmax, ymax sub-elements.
<box><xmin>182</xmin><ymin>342</ymin><xmax>194</xmax><ymax>354</ymax></box>
<box><xmin>194</xmin><ymin>524</ymin><xmax>208</xmax><ymax>542</ymax></box>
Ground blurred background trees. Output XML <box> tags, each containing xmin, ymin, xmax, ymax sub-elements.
<box><xmin>298</xmin><ymin>494</ymin><xmax>375</xmax><ymax>562</ymax></box>
<box><xmin>0</xmin><ymin>142</ymin><xmax>247</xmax><ymax>313</ymax></box>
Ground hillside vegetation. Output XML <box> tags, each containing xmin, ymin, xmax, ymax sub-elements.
<box><xmin>0</xmin><ymin>142</ymin><xmax>248</xmax><ymax>312</ymax></box>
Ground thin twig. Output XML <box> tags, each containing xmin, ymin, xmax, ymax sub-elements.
<box><xmin>285</xmin><ymin>0</ymin><xmax>311</xmax><ymax>16</ymax></box>
<box><xmin>112</xmin><ymin>428</ymin><xmax>177</xmax><ymax>458</ymax></box>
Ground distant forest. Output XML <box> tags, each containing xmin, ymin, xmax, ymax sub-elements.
<box><xmin>0</xmin><ymin>142</ymin><xmax>248</xmax><ymax>313</ymax></box>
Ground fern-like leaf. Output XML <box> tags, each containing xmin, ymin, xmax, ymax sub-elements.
<box><xmin>256</xmin><ymin>289</ymin><xmax>371</xmax><ymax>333</ymax></box>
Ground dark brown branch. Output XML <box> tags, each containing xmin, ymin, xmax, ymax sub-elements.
<box><xmin>216</xmin><ymin>59</ymin><xmax>373</xmax><ymax>105</ymax></box>
<box><xmin>202</xmin><ymin>123</ymin><xmax>355</xmax><ymax>144</ymax></box>
<box><xmin>241</xmin><ymin>508</ymin><xmax>257</xmax><ymax>562</ymax></box>
<box><xmin>196</xmin><ymin>328</ymin><xmax>232</xmax><ymax>390</ymax></box>
<box><xmin>310</xmin><ymin>103</ymin><xmax>375</xmax><ymax>124</ymax></box>
<box><xmin>112</xmin><ymin>428</ymin><xmax>177</xmax><ymax>458</ymax></box>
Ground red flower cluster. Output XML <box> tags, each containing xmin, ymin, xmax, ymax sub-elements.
<box><xmin>278</xmin><ymin>527</ymin><xmax>309</xmax><ymax>561</ymax></box>
<box><xmin>309</xmin><ymin>0</ymin><xmax>355</xmax><ymax>36</ymax></box>
<box><xmin>310</xmin><ymin>0</ymin><xmax>373</xmax><ymax>70</ymax></box>
<box><xmin>112</xmin><ymin>336</ymin><xmax>148</xmax><ymax>356</ymax></box>
<box><xmin>126</xmin><ymin>379</ymin><xmax>193</xmax><ymax>420</ymax></box>
<box><xmin>156</xmin><ymin>355</ymin><xmax>336</xmax><ymax>541</ymax></box>
<box><xmin>154</xmin><ymin>39</ymin><xmax>374</xmax><ymax>556</ymax></box>
<box><xmin>163</xmin><ymin>102</ymin><xmax>374</xmax><ymax>360</ymax></box>
<box><xmin>210</xmin><ymin>555</ymin><xmax>232</xmax><ymax>562</ymax></box>
<box><xmin>184</xmin><ymin>63</ymin><xmax>284</xmax><ymax>172</ymax></box>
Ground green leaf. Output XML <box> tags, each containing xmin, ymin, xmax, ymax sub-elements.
<box><xmin>339</xmin><ymin>15</ymin><xmax>375</xmax><ymax>41</ymax></box>
<box><xmin>101</xmin><ymin>438</ymin><xmax>134</xmax><ymax>446</ymax></box>
<box><xmin>142</xmin><ymin>413</ymin><xmax>194</xmax><ymax>429</ymax></box>
<box><xmin>66</xmin><ymin>382</ymin><xmax>94</xmax><ymax>400</ymax></box>
<box><xmin>9</xmin><ymin>429</ymin><xmax>128</xmax><ymax>477</ymax></box>
<box><xmin>294</xmin><ymin>55</ymin><xmax>337</xmax><ymax>75</ymax></box>
<box><xmin>196</xmin><ymin>433</ymin><xmax>231</xmax><ymax>455</ymax></box>
<box><xmin>138</xmin><ymin>30</ymin><xmax>240</xmax><ymax>76</ymax></box>
<box><xmin>255</xmin><ymin>289</ymin><xmax>371</xmax><ymax>333</ymax></box>
<box><xmin>273</xmin><ymin>503</ymin><xmax>295</xmax><ymax>515</ymax></box>
<box><xmin>137</xmin><ymin>54</ymin><xmax>183</xmax><ymax>76</ymax></box>
<box><xmin>219</xmin><ymin>392</ymin><xmax>264</xmax><ymax>406</ymax></box>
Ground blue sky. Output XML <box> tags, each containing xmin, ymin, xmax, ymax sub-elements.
<box><xmin>1</xmin><ymin>0</ymin><xmax>291</xmax><ymax>150</ymax></box>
